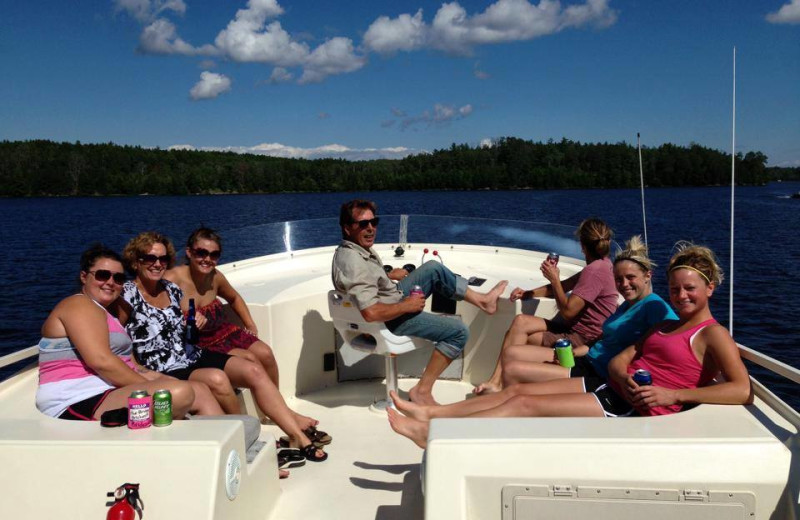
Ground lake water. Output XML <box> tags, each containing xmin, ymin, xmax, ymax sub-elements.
<box><xmin>2</xmin><ymin>183</ymin><xmax>798</xmax><ymax>408</ymax></box>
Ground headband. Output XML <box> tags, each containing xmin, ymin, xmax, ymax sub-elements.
<box><xmin>669</xmin><ymin>265</ymin><xmax>711</xmax><ymax>284</ymax></box>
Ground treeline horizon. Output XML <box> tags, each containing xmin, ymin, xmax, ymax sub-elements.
<box><xmin>0</xmin><ymin>137</ymin><xmax>791</xmax><ymax>197</ymax></box>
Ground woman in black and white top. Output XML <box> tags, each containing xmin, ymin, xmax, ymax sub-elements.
<box><xmin>116</xmin><ymin>231</ymin><xmax>328</xmax><ymax>463</ymax></box>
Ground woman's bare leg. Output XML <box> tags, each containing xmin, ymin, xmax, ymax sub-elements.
<box><xmin>393</xmin><ymin>378</ymin><xmax>586</xmax><ymax>421</ymax></box>
<box><xmin>189</xmin><ymin>368</ymin><xmax>241</xmax><ymax>414</ymax></box>
<box><xmin>96</xmin><ymin>380</ymin><xmax>196</xmax><ymax>418</ymax></box>
<box><xmin>186</xmin><ymin>381</ymin><xmax>225</xmax><ymax>415</ymax></box>
<box><xmin>501</xmin><ymin>344</ymin><xmax>568</xmax><ymax>386</ymax></box>
<box><xmin>474</xmin><ymin>315</ymin><xmax>548</xmax><ymax>394</ymax></box>
<box><xmin>389</xmin><ymin>392</ymin><xmax>603</xmax><ymax>449</ymax></box>
<box><xmin>223</xmin><ymin>357</ymin><xmax>324</xmax><ymax>457</ymax></box>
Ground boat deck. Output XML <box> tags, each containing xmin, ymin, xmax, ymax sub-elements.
<box><xmin>264</xmin><ymin>378</ymin><xmax>455</xmax><ymax>520</ymax></box>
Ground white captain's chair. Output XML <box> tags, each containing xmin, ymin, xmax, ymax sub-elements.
<box><xmin>328</xmin><ymin>290</ymin><xmax>431</xmax><ymax>411</ymax></box>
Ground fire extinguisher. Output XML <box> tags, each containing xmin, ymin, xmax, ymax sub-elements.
<box><xmin>106</xmin><ymin>483</ymin><xmax>143</xmax><ymax>520</ymax></box>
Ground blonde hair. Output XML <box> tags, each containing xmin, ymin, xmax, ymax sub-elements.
<box><xmin>576</xmin><ymin>218</ymin><xmax>613</xmax><ymax>259</ymax></box>
<box><xmin>614</xmin><ymin>235</ymin><xmax>654</xmax><ymax>272</ymax></box>
<box><xmin>122</xmin><ymin>231</ymin><xmax>176</xmax><ymax>271</ymax></box>
<box><xmin>667</xmin><ymin>242</ymin><xmax>723</xmax><ymax>286</ymax></box>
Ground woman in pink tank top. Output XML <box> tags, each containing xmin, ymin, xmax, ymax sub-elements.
<box><xmin>386</xmin><ymin>243</ymin><xmax>753</xmax><ymax>449</ymax></box>
<box><xmin>608</xmin><ymin>243</ymin><xmax>752</xmax><ymax>416</ymax></box>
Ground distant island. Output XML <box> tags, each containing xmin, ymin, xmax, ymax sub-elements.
<box><xmin>1</xmin><ymin>137</ymin><xmax>792</xmax><ymax>197</ymax></box>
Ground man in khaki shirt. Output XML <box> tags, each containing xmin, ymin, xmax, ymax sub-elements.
<box><xmin>332</xmin><ymin>199</ymin><xmax>507</xmax><ymax>405</ymax></box>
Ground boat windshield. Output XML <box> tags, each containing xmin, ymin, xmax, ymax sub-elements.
<box><xmin>221</xmin><ymin>215</ymin><xmax>585</xmax><ymax>263</ymax></box>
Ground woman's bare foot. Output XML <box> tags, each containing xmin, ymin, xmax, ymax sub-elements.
<box><xmin>293</xmin><ymin>412</ymin><xmax>318</xmax><ymax>430</ymax></box>
<box><xmin>390</xmin><ymin>390</ymin><xmax>431</xmax><ymax>421</ymax></box>
<box><xmin>472</xmin><ymin>280</ymin><xmax>508</xmax><ymax>315</ymax></box>
<box><xmin>409</xmin><ymin>384</ymin><xmax>439</xmax><ymax>406</ymax></box>
<box><xmin>473</xmin><ymin>380</ymin><xmax>502</xmax><ymax>395</ymax></box>
<box><xmin>279</xmin><ymin>469</ymin><xmax>290</xmax><ymax>479</ymax></box>
<box><xmin>387</xmin><ymin>407</ymin><xmax>429</xmax><ymax>449</ymax></box>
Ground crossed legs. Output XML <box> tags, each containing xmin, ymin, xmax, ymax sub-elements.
<box><xmin>474</xmin><ymin>314</ymin><xmax>549</xmax><ymax>394</ymax></box>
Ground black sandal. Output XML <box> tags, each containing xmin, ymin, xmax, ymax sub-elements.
<box><xmin>300</xmin><ymin>444</ymin><xmax>328</xmax><ymax>462</ymax></box>
<box><xmin>278</xmin><ymin>448</ymin><xmax>306</xmax><ymax>469</ymax></box>
<box><xmin>303</xmin><ymin>426</ymin><xmax>332</xmax><ymax>446</ymax></box>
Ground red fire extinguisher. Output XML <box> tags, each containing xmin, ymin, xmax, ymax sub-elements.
<box><xmin>106</xmin><ymin>483</ymin><xmax>143</xmax><ymax>520</ymax></box>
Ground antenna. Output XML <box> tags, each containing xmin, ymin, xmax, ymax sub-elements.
<box><xmin>637</xmin><ymin>132</ymin><xmax>648</xmax><ymax>248</ymax></box>
<box><xmin>729</xmin><ymin>47</ymin><xmax>736</xmax><ymax>335</ymax></box>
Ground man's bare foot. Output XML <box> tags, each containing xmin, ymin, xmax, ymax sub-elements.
<box><xmin>473</xmin><ymin>381</ymin><xmax>502</xmax><ymax>395</ymax></box>
<box><xmin>409</xmin><ymin>385</ymin><xmax>439</xmax><ymax>406</ymax></box>
<box><xmin>279</xmin><ymin>469</ymin><xmax>290</xmax><ymax>479</ymax></box>
<box><xmin>390</xmin><ymin>390</ymin><xmax>432</xmax><ymax>421</ymax></box>
<box><xmin>476</xmin><ymin>280</ymin><xmax>508</xmax><ymax>315</ymax></box>
<box><xmin>387</xmin><ymin>407</ymin><xmax>429</xmax><ymax>449</ymax></box>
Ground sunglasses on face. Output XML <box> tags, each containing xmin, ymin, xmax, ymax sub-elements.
<box><xmin>191</xmin><ymin>247</ymin><xmax>221</xmax><ymax>261</ymax></box>
<box><xmin>139</xmin><ymin>254</ymin><xmax>170</xmax><ymax>266</ymax></box>
<box><xmin>87</xmin><ymin>269</ymin><xmax>126</xmax><ymax>285</ymax></box>
<box><xmin>353</xmin><ymin>217</ymin><xmax>380</xmax><ymax>229</ymax></box>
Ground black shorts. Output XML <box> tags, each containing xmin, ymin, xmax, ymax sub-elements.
<box><xmin>591</xmin><ymin>383</ymin><xmax>636</xmax><ymax>417</ymax></box>
<box><xmin>569</xmin><ymin>357</ymin><xmax>605</xmax><ymax>392</ymax></box>
<box><xmin>58</xmin><ymin>388</ymin><xmax>115</xmax><ymax>421</ymax></box>
<box><xmin>164</xmin><ymin>350</ymin><xmax>232</xmax><ymax>380</ymax></box>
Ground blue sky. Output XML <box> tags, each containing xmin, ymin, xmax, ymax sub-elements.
<box><xmin>1</xmin><ymin>0</ymin><xmax>798</xmax><ymax>165</ymax></box>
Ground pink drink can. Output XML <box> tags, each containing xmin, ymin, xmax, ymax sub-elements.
<box><xmin>128</xmin><ymin>390</ymin><xmax>152</xmax><ymax>429</ymax></box>
<box><xmin>547</xmin><ymin>252</ymin><xmax>560</xmax><ymax>266</ymax></box>
<box><xmin>410</xmin><ymin>285</ymin><xmax>425</xmax><ymax>297</ymax></box>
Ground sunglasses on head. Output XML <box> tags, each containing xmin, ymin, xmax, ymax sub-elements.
<box><xmin>139</xmin><ymin>254</ymin><xmax>170</xmax><ymax>265</ymax></box>
<box><xmin>87</xmin><ymin>269</ymin><xmax>126</xmax><ymax>285</ymax></box>
<box><xmin>191</xmin><ymin>247</ymin><xmax>221</xmax><ymax>261</ymax></box>
<box><xmin>353</xmin><ymin>217</ymin><xmax>380</xmax><ymax>229</ymax></box>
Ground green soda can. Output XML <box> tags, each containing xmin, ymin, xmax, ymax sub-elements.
<box><xmin>153</xmin><ymin>389</ymin><xmax>172</xmax><ymax>426</ymax></box>
<box><xmin>554</xmin><ymin>339</ymin><xmax>575</xmax><ymax>368</ymax></box>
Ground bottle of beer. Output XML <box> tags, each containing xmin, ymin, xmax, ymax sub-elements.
<box><xmin>185</xmin><ymin>298</ymin><xmax>199</xmax><ymax>356</ymax></box>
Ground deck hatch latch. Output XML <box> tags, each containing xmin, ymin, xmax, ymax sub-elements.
<box><xmin>683</xmin><ymin>489</ymin><xmax>708</xmax><ymax>502</ymax></box>
<box><xmin>552</xmin><ymin>484</ymin><xmax>575</xmax><ymax>497</ymax></box>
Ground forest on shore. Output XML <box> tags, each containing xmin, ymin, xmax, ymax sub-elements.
<box><xmin>0</xmin><ymin>137</ymin><xmax>790</xmax><ymax>197</ymax></box>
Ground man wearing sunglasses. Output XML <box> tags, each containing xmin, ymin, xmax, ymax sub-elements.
<box><xmin>332</xmin><ymin>199</ymin><xmax>508</xmax><ymax>406</ymax></box>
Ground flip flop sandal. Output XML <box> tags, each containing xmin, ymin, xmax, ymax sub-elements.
<box><xmin>278</xmin><ymin>448</ymin><xmax>306</xmax><ymax>469</ymax></box>
<box><xmin>300</xmin><ymin>444</ymin><xmax>328</xmax><ymax>462</ymax></box>
<box><xmin>303</xmin><ymin>426</ymin><xmax>332</xmax><ymax>446</ymax></box>
<box><xmin>280</xmin><ymin>432</ymin><xmax>331</xmax><ymax>449</ymax></box>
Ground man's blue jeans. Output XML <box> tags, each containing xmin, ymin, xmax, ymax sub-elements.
<box><xmin>386</xmin><ymin>261</ymin><xmax>469</xmax><ymax>359</ymax></box>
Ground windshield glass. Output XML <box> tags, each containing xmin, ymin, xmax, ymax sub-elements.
<box><xmin>222</xmin><ymin>215</ymin><xmax>585</xmax><ymax>262</ymax></box>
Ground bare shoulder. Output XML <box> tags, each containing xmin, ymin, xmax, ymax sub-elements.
<box><xmin>697</xmin><ymin>323</ymin><xmax>736</xmax><ymax>352</ymax></box>
<box><xmin>164</xmin><ymin>266</ymin><xmax>189</xmax><ymax>283</ymax></box>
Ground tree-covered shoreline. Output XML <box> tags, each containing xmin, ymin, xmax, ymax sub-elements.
<box><xmin>1</xmin><ymin>137</ymin><xmax>788</xmax><ymax>197</ymax></box>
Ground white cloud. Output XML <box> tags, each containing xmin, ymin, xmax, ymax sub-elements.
<box><xmin>299</xmin><ymin>37</ymin><xmax>367</xmax><ymax>83</ymax></box>
<box><xmin>363</xmin><ymin>9</ymin><xmax>427</xmax><ymax>54</ymax></box>
<box><xmin>480</xmin><ymin>138</ymin><xmax>495</xmax><ymax>148</ymax></box>
<box><xmin>189</xmin><ymin>71</ymin><xmax>232</xmax><ymax>100</ymax></box>
<box><xmin>114</xmin><ymin>0</ymin><xmax>186</xmax><ymax>23</ymax></box>
<box><xmin>391</xmin><ymin>102</ymin><xmax>476</xmax><ymax>129</ymax></box>
<box><xmin>118</xmin><ymin>0</ymin><xmax>615</xmax><ymax>88</ymax></box>
<box><xmin>139</xmin><ymin>18</ymin><xmax>217</xmax><ymax>55</ymax></box>
<box><xmin>473</xmin><ymin>61</ymin><xmax>490</xmax><ymax>79</ymax></box>
<box><xmin>766</xmin><ymin>0</ymin><xmax>800</xmax><ymax>24</ymax></box>
<box><xmin>269</xmin><ymin>67</ymin><xmax>293</xmax><ymax>83</ymax></box>
<box><xmin>169</xmin><ymin>142</ymin><xmax>423</xmax><ymax>160</ymax></box>
<box><xmin>363</xmin><ymin>0</ymin><xmax>617</xmax><ymax>55</ymax></box>
<box><xmin>198</xmin><ymin>59</ymin><xmax>216</xmax><ymax>69</ymax></box>
<box><xmin>214</xmin><ymin>19</ymin><xmax>309</xmax><ymax>65</ymax></box>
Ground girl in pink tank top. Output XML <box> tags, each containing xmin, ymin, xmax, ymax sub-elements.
<box><xmin>608</xmin><ymin>244</ymin><xmax>752</xmax><ymax>416</ymax></box>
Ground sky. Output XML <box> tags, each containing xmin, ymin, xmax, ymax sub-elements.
<box><xmin>1</xmin><ymin>0</ymin><xmax>798</xmax><ymax>165</ymax></box>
